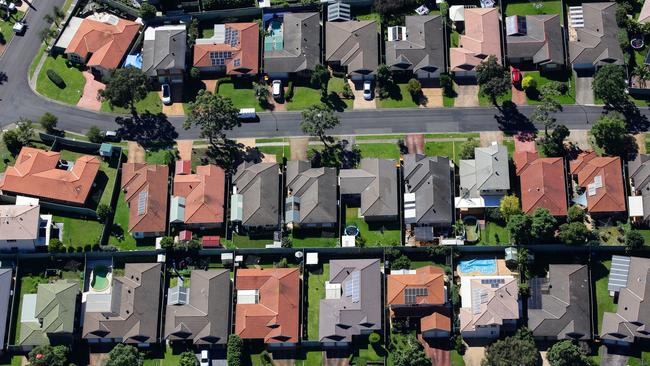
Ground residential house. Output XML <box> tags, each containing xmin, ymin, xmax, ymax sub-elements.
<box><xmin>326</xmin><ymin>20</ymin><xmax>378</xmax><ymax>81</ymax></box>
<box><xmin>387</xmin><ymin>266</ymin><xmax>450</xmax><ymax>339</ymax></box>
<box><xmin>450</xmin><ymin>8</ymin><xmax>502</xmax><ymax>80</ymax></box>
<box><xmin>528</xmin><ymin>264</ymin><xmax>591</xmax><ymax>340</ymax></box>
<box><xmin>165</xmin><ymin>269</ymin><xmax>231</xmax><ymax>345</ymax></box>
<box><xmin>385</xmin><ymin>15</ymin><xmax>446</xmax><ymax>83</ymax></box>
<box><xmin>18</xmin><ymin>280</ymin><xmax>78</xmax><ymax>348</ymax></box>
<box><xmin>319</xmin><ymin>259</ymin><xmax>382</xmax><ymax>345</ymax></box>
<box><xmin>627</xmin><ymin>154</ymin><xmax>650</xmax><ymax>223</ymax></box>
<box><xmin>121</xmin><ymin>163</ymin><xmax>169</xmax><ymax>238</ymax></box>
<box><xmin>58</xmin><ymin>13</ymin><xmax>139</xmax><ymax>78</ymax></box>
<box><xmin>339</xmin><ymin>158</ymin><xmax>399</xmax><ymax>222</ymax></box>
<box><xmin>231</xmin><ymin>162</ymin><xmax>280</xmax><ymax>231</ymax></box>
<box><xmin>459</xmin><ymin>274</ymin><xmax>519</xmax><ymax>338</ymax></box>
<box><xmin>569</xmin><ymin>151</ymin><xmax>626</xmax><ymax>216</ymax></box>
<box><xmin>403</xmin><ymin>154</ymin><xmax>453</xmax><ymax>241</ymax></box>
<box><xmin>456</xmin><ymin>143</ymin><xmax>510</xmax><ymax>211</ymax></box>
<box><xmin>0</xmin><ymin>269</ymin><xmax>12</xmax><ymax>350</ymax></box>
<box><xmin>640</xmin><ymin>0</ymin><xmax>650</xmax><ymax>23</ymax></box>
<box><xmin>569</xmin><ymin>3</ymin><xmax>623</xmax><ymax>74</ymax></box>
<box><xmin>83</xmin><ymin>263</ymin><xmax>163</xmax><ymax>345</ymax></box>
<box><xmin>505</xmin><ymin>14</ymin><xmax>564</xmax><ymax>70</ymax></box>
<box><xmin>0</xmin><ymin>198</ymin><xmax>54</xmax><ymax>251</ymax></box>
<box><xmin>170</xmin><ymin>165</ymin><xmax>225</xmax><ymax>229</ymax></box>
<box><xmin>0</xmin><ymin>147</ymin><xmax>100</xmax><ymax>206</ymax></box>
<box><xmin>264</xmin><ymin>13</ymin><xmax>320</xmax><ymax>79</ymax></box>
<box><xmin>193</xmin><ymin>22</ymin><xmax>259</xmax><ymax>76</ymax></box>
<box><xmin>285</xmin><ymin>160</ymin><xmax>338</xmax><ymax>229</ymax></box>
<box><xmin>142</xmin><ymin>25</ymin><xmax>187</xmax><ymax>84</ymax></box>
<box><xmin>514</xmin><ymin>139</ymin><xmax>568</xmax><ymax>216</ymax></box>
<box><xmin>235</xmin><ymin>268</ymin><xmax>300</xmax><ymax>347</ymax></box>
<box><xmin>601</xmin><ymin>256</ymin><xmax>650</xmax><ymax>346</ymax></box>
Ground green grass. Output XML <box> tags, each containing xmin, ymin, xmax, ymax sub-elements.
<box><xmin>29</xmin><ymin>43</ymin><xmax>46</xmax><ymax>79</ymax></box>
<box><xmin>295</xmin><ymin>351</ymin><xmax>322</xmax><ymax>366</ymax></box>
<box><xmin>216</xmin><ymin>79</ymin><xmax>263</xmax><ymax>112</ymax></box>
<box><xmin>505</xmin><ymin>0</ymin><xmax>562</xmax><ymax>16</ymax></box>
<box><xmin>36</xmin><ymin>55</ymin><xmax>85</xmax><ymax>105</ymax></box>
<box><xmin>478</xmin><ymin>222</ymin><xmax>510</xmax><ymax>245</ymax></box>
<box><xmin>0</xmin><ymin>134</ymin><xmax>15</xmax><ymax>173</ymax></box>
<box><xmin>524</xmin><ymin>71</ymin><xmax>576</xmax><ymax>105</ymax></box>
<box><xmin>225</xmin><ymin>233</ymin><xmax>274</xmax><ymax>249</ymax></box>
<box><xmin>101</xmin><ymin>91</ymin><xmax>163</xmax><ymax>114</ymax></box>
<box><xmin>53</xmin><ymin>215</ymin><xmax>104</xmax><ymax>248</ymax></box>
<box><xmin>378</xmin><ymin>83</ymin><xmax>420</xmax><ymax>108</ymax></box>
<box><xmin>450</xmin><ymin>30</ymin><xmax>460</xmax><ymax>48</ymax></box>
<box><xmin>425</xmin><ymin>133</ymin><xmax>480</xmax><ymax>139</ymax></box>
<box><xmin>479</xmin><ymin>89</ymin><xmax>512</xmax><ymax>107</ymax></box>
<box><xmin>628</xmin><ymin>352</ymin><xmax>650</xmax><ymax>366</ymax></box>
<box><xmin>257</xmin><ymin>145</ymin><xmax>290</xmax><ymax>162</ymax></box>
<box><xmin>359</xmin><ymin>143</ymin><xmax>401</xmax><ymax>159</ymax></box>
<box><xmin>594</xmin><ymin>260</ymin><xmax>616</xmax><ymax>334</ymax></box>
<box><xmin>357</xmin><ymin>12</ymin><xmax>381</xmax><ymax>32</ymax></box>
<box><xmin>425</xmin><ymin>141</ymin><xmax>460</xmax><ymax>163</ymax></box>
<box><xmin>598</xmin><ymin>226</ymin><xmax>625</xmax><ymax>245</ymax></box>
<box><xmin>108</xmin><ymin>191</ymin><xmax>138</xmax><ymax>250</ymax></box>
<box><xmin>638</xmin><ymin>229</ymin><xmax>650</xmax><ymax>244</ymax></box>
<box><xmin>308</xmin><ymin>264</ymin><xmax>329</xmax><ymax>340</ymax></box>
<box><xmin>143</xmin><ymin>346</ymin><xmax>183</xmax><ymax>366</ymax></box>
<box><xmin>451</xmin><ymin>351</ymin><xmax>466</xmax><ymax>366</ymax></box>
<box><xmin>287</xmin><ymin>85</ymin><xmax>322</xmax><ymax>111</ymax></box>
<box><xmin>291</xmin><ymin>230</ymin><xmax>339</xmax><ymax>247</ymax></box>
<box><xmin>256</xmin><ymin>137</ymin><xmax>285</xmax><ymax>143</ymax></box>
<box><xmin>354</xmin><ymin>342</ymin><xmax>386</xmax><ymax>365</ymax></box>
<box><xmin>346</xmin><ymin>207</ymin><xmax>401</xmax><ymax>246</ymax></box>
<box><xmin>328</xmin><ymin>77</ymin><xmax>353</xmax><ymax>110</ymax></box>
<box><xmin>0</xmin><ymin>11</ymin><xmax>25</xmax><ymax>51</ymax></box>
<box><xmin>144</xmin><ymin>149</ymin><xmax>171</xmax><ymax>164</ymax></box>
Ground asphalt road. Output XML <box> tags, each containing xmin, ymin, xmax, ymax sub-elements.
<box><xmin>0</xmin><ymin>0</ymin><xmax>643</xmax><ymax>139</ymax></box>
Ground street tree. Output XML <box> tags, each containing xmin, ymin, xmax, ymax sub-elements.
<box><xmin>506</xmin><ymin>214</ymin><xmax>531</xmax><ymax>245</ymax></box>
<box><xmin>99</xmin><ymin>67</ymin><xmax>150</xmax><ymax>111</ymax></box>
<box><xmin>591</xmin><ymin>113</ymin><xmax>632</xmax><ymax>157</ymax></box>
<box><xmin>3</xmin><ymin>118</ymin><xmax>34</xmax><ymax>155</ymax></box>
<box><xmin>593</xmin><ymin>64</ymin><xmax>627</xmax><ymax>107</ymax></box>
<box><xmin>530</xmin><ymin>208</ymin><xmax>557</xmax><ymax>242</ymax></box>
<box><xmin>547</xmin><ymin>341</ymin><xmax>593</xmax><ymax>366</ymax></box>
<box><xmin>475</xmin><ymin>55</ymin><xmax>510</xmax><ymax>106</ymax></box>
<box><xmin>540</xmin><ymin>124</ymin><xmax>569</xmax><ymax>157</ymax></box>
<box><xmin>531</xmin><ymin>83</ymin><xmax>562</xmax><ymax>136</ymax></box>
<box><xmin>499</xmin><ymin>194</ymin><xmax>521</xmax><ymax>222</ymax></box>
<box><xmin>558</xmin><ymin>222</ymin><xmax>591</xmax><ymax>245</ymax></box>
<box><xmin>106</xmin><ymin>344</ymin><xmax>143</xmax><ymax>366</ymax></box>
<box><xmin>86</xmin><ymin>125</ymin><xmax>103</xmax><ymax>143</ymax></box>
<box><xmin>482</xmin><ymin>328</ymin><xmax>540</xmax><ymax>366</ymax></box>
<box><xmin>28</xmin><ymin>345</ymin><xmax>69</xmax><ymax>366</ymax></box>
<box><xmin>39</xmin><ymin>112</ymin><xmax>58</xmax><ymax>134</ymax></box>
<box><xmin>311</xmin><ymin>64</ymin><xmax>331</xmax><ymax>101</ymax></box>
<box><xmin>116</xmin><ymin>112</ymin><xmax>178</xmax><ymax>149</ymax></box>
<box><xmin>301</xmin><ymin>104</ymin><xmax>340</xmax><ymax>148</ymax></box>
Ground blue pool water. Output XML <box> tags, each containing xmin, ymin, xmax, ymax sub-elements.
<box><xmin>264</xmin><ymin>20</ymin><xmax>284</xmax><ymax>51</ymax></box>
<box><xmin>459</xmin><ymin>259</ymin><xmax>497</xmax><ymax>275</ymax></box>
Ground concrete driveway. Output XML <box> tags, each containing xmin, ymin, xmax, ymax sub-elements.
<box><xmin>462</xmin><ymin>346</ymin><xmax>485</xmax><ymax>366</ymax></box>
<box><xmin>600</xmin><ymin>347</ymin><xmax>629</xmax><ymax>366</ymax></box>
<box><xmin>455</xmin><ymin>85</ymin><xmax>479</xmax><ymax>107</ymax></box>
<box><xmin>421</xmin><ymin>88</ymin><xmax>443</xmax><ymax>108</ymax></box>
<box><xmin>575</xmin><ymin>76</ymin><xmax>595</xmax><ymax>105</ymax></box>
<box><xmin>349</xmin><ymin>79</ymin><xmax>376</xmax><ymax>109</ymax></box>
<box><xmin>77</xmin><ymin>72</ymin><xmax>104</xmax><ymax>111</ymax></box>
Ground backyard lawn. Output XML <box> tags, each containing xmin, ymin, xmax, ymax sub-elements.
<box><xmin>101</xmin><ymin>91</ymin><xmax>163</xmax><ymax>114</ymax></box>
<box><xmin>286</xmin><ymin>85</ymin><xmax>322</xmax><ymax>111</ymax></box>
<box><xmin>225</xmin><ymin>233</ymin><xmax>275</xmax><ymax>249</ymax></box>
<box><xmin>593</xmin><ymin>260</ymin><xmax>616</xmax><ymax>333</ymax></box>
<box><xmin>58</xmin><ymin>150</ymin><xmax>117</xmax><ymax>207</ymax></box>
<box><xmin>291</xmin><ymin>229</ymin><xmax>339</xmax><ymax>247</ymax></box>
<box><xmin>478</xmin><ymin>222</ymin><xmax>510</xmax><ymax>245</ymax></box>
<box><xmin>36</xmin><ymin>55</ymin><xmax>85</xmax><ymax>105</ymax></box>
<box><xmin>108</xmin><ymin>192</ymin><xmax>138</xmax><ymax>250</ymax></box>
<box><xmin>451</xmin><ymin>350</ymin><xmax>466</xmax><ymax>366</ymax></box>
<box><xmin>524</xmin><ymin>71</ymin><xmax>576</xmax><ymax>105</ymax></box>
<box><xmin>0</xmin><ymin>11</ymin><xmax>25</xmax><ymax>52</ymax></box>
<box><xmin>378</xmin><ymin>83</ymin><xmax>420</xmax><ymax>109</ymax></box>
<box><xmin>346</xmin><ymin>207</ymin><xmax>401</xmax><ymax>246</ymax></box>
<box><xmin>216</xmin><ymin>79</ymin><xmax>263</xmax><ymax>112</ymax></box>
<box><xmin>307</xmin><ymin>264</ymin><xmax>329</xmax><ymax>340</ymax></box>
<box><xmin>359</xmin><ymin>143</ymin><xmax>401</xmax><ymax>159</ymax></box>
<box><xmin>628</xmin><ymin>352</ymin><xmax>650</xmax><ymax>366</ymax></box>
<box><xmin>54</xmin><ymin>215</ymin><xmax>104</xmax><ymax>248</ymax></box>
<box><xmin>505</xmin><ymin>0</ymin><xmax>562</xmax><ymax>16</ymax></box>
<box><xmin>295</xmin><ymin>352</ymin><xmax>323</xmax><ymax>366</ymax></box>
<box><xmin>0</xmin><ymin>135</ymin><xmax>14</xmax><ymax>173</ymax></box>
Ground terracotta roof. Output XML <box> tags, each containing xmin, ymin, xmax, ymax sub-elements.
<box><xmin>450</xmin><ymin>8</ymin><xmax>502</xmax><ymax>72</ymax></box>
<box><xmin>121</xmin><ymin>163</ymin><xmax>169</xmax><ymax>234</ymax></box>
<box><xmin>235</xmin><ymin>268</ymin><xmax>300</xmax><ymax>343</ymax></box>
<box><xmin>421</xmin><ymin>311</ymin><xmax>451</xmax><ymax>333</ymax></box>
<box><xmin>64</xmin><ymin>16</ymin><xmax>139</xmax><ymax>70</ymax></box>
<box><xmin>0</xmin><ymin>147</ymin><xmax>100</xmax><ymax>205</ymax></box>
<box><xmin>193</xmin><ymin>22</ymin><xmax>259</xmax><ymax>74</ymax></box>
<box><xmin>387</xmin><ymin>266</ymin><xmax>446</xmax><ymax>306</ymax></box>
<box><xmin>514</xmin><ymin>141</ymin><xmax>568</xmax><ymax>216</ymax></box>
<box><xmin>173</xmin><ymin>165</ymin><xmax>225</xmax><ymax>225</ymax></box>
<box><xmin>569</xmin><ymin>152</ymin><xmax>626</xmax><ymax>213</ymax></box>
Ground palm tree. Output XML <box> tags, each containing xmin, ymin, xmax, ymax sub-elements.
<box><xmin>634</xmin><ymin>64</ymin><xmax>650</xmax><ymax>89</ymax></box>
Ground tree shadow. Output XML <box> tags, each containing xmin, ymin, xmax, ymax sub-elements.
<box><xmin>115</xmin><ymin>112</ymin><xmax>178</xmax><ymax>150</ymax></box>
<box><xmin>325</xmin><ymin>91</ymin><xmax>348</xmax><ymax>112</ymax></box>
<box><xmin>0</xmin><ymin>71</ymin><xmax>7</xmax><ymax>85</ymax></box>
<box><xmin>617</xmin><ymin>100</ymin><xmax>650</xmax><ymax>133</ymax></box>
<box><xmin>494</xmin><ymin>101</ymin><xmax>538</xmax><ymax>134</ymax></box>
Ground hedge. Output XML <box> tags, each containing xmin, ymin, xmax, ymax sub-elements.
<box><xmin>285</xmin><ymin>80</ymin><xmax>295</xmax><ymax>101</ymax></box>
<box><xmin>47</xmin><ymin>69</ymin><xmax>66</xmax><ymax>89</ymax></box>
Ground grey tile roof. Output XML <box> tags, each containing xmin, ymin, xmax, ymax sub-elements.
<box><xmin>403</xmin><ymin>154</ymin><xmax>453</xmax><ymax>226</ymax></box>
<box><xmin>264</xmin><ymin>13</ymin><xmax>320</xmax><ymax>74</ymax></box>
<box><xmin>339</xmin><ymin>158</ymin><xmax>399</xmax><ymax>219</ymax></box>
<box><xmin>459</xmin><ymin>144</ymin><xmax>510</xmax><ymax>198</ymax></box>
<box><xmin>569</xmin><ymin>3</ymin><xmax>624</xmax><ymax>68</ymax></box>
<box><xmin>629</xmin><ymin>154</ymin><xmax>650</xmax><ymax>221</ymax></box>
<box><xmin>385</xmin><ymin>15</ymin><xmax>445</xmax><ymax>75</ymax></box>
<box><xmin>83</xmin><ymin>263</ymin><xmax>163</xmax><ymax>344</ymax></box>
<box><xmin>506</xmin><ymin>14</ymin><xmax>564</xmax><ymax>67</ymax></box>
<box><xmin>601</xmin><ymin>256</ymin><xmax>650</xmax><ymax>344</ymax></box>
<box><xmin>0</xmin><ymin>269</ymin><xmax>10</xmax><ymax>349</ymax></box>
<box><xmin>285</xmin><ymin>160</ymin><xmax>338</xmax><ymax>225</ymax></box>
<box><xmin>319</xmin><ymin>259</ymin><xmax>381</xmax><ymax>342</ymax></box>
<box><xmin>232</xmin><ymin>162</ymin><xmax>280</xmax><ymax>227</ymax></box>
<box><xmin>142</xmin><ymin>25</ymin><xmax>187</xmax><ymax>77</ymax></box>
<box><xmin>164</xmin><ymin>270</ymin><xmax>230</xmax><ymax>345</ymax></box>
<box><xmin>326</xmin><ymin>20</ymin><xmax>378</xmax><ymax>75</ymax></box>
<box><xmin>528</xmin><ymin>264</ymin><xmax>591</xmax><ymax>340</ymax></box>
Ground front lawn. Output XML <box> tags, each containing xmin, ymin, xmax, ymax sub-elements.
<box><xmin>0</xmin><ymin>11</ymin><xmax>25</xmax><ymax>51</ymax></box>
<box><xmin>628</xmin><ymin>352</ymin><xmax>650</xmax><ymax>366</ymax></box>
<box><xmin>101</xmin><ymin>91</ymin><xmax>163</xmax><ymax>114</ymax></box>
<box><xmin>425</xmin><ymin>141</ymin><xmax>460</xmax><ymax>163</ymax></box>
<box><xmin>307</xmin><ymin>264</ymin><xmax>329</xmax><ymax>340</ymax></box>
<box><xmin>451</xmin><ymin>350</ymin><xmax>466</xmax><ymax>366</ymax></box>
<box><xmin>53</xmin><ymin>215</ymin><xmax>104</xmax><ymax>248</ymax></box>
<box><xmin>36</xmin><ymin>55</ymin><xmax>85</xmax><ymax>105</ymax></box>
<box><xmin>593</xmin><ymin>260</ymin><xmax>616</xmax><ymax>333</ymax></box>
<box><xmin>378</xmin><ymin>83</ymin><xmax>420</xmax><ymax>109</ymax></box>
<box><xmin>287</xmin><ymin>84</ymin><xmax>322</xmax><ymax>111</ymax></box>
<box><xmin>257</xmin><ymin>145</ymin><xmax>290</xmax><ymax>162</ymax></box>
<box><xmin>478</xmin><ymin>89</ymin><xmax>513</xmax><ymax>107</ymax></box>
<box><xmin>524</xmin><ymin>71</ymin><xmax>576</xmax><ymax>105</ymax></box>
<box><xmin>328</xmin><ymin>76</ymin><xmax>353</xmax><ymax>110</ymax></box>
<box><xmin>0</xmin><ymin>134</ymin><xmax>15</xmax><ymax>173</ymax></box>
<box><xmin>143</xmin><ymin>346</ymin><xmax>183</xmax><ymax>366</ymax></box>
<box><xmin>345</xmin><ymin>207</ymin><xmax>401</xmax><ymax>246</ymax></box>
<box><xmin>506</xmin><ymin>0</ymin><xmax>562</xmax><ymax>16</ymax></box>
<box><xmin>359</xmin><ymin>143</ymin><xmax>401</xmax><ymax>159</ymax></box>
<box><xmin>216</xmin><ymin>79</ymin><xmax>263</xmax><ymax>112</ymax></box>
<box><xmin>29</xmin><ymin>43</ymin><xmax>46</xmax><ymax>79</ymax></box>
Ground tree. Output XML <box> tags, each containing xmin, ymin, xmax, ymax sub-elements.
<box><xmin>507</xmin><ymin>214</ymin><xmax>532</xmax><ymax>245</ymax></box>
<box><xmin>407</xmin><ymin>78</ymin><xmax>422</xmax><ymax>102</ymax></box>
<box><xmin>540</xmin><ymin>124</ymin><xmax>569</xmax><ymax>157</ymax></box>
<box><xmin>86</xmin><ymin>125</ymin><xmax>103</xmax><ymax>143</ymax></box>
<box><xmin>625</xmin><ymin>229</ymin><xmax>645</xmax><ymax>251</ymax></box>
<box><xmin>185</xmin><ymin>90</ymin><xmax>240</xmax><ymax>143</ymax></box>
<box><xmin>190</xmin><ymin>67</ymin><xmax>200</xmax><ymax>79</ymax></box>
<box><xmin>28</xmin><ymin>345</ymin><xmax>69</xmax><ymax>366</ymax></box>
<box><xmin>376</xmin><ymin>64</ymin><xmax>393</xmax><ymax>99</ymax></box>
<box><xmin>39</xmin><ymin>112</ymin><xmax>58</xmax><ymax>134</ymax></box>
<box><xmin>547</xmin><ymin>340</ymin><xmax>593</xmax><ymax>366</ymax></box>
<box><xmin>531</xmin><ymin>84</ymin><xmax>562</xmax><ymax>136</ymax></box>
<box><xmin>43</xmin><ymin>13</ymin><xmax>55</xmax><ymax>25</ymax></box>
<box><xmin>53</xmin><ymin>5</ymin><xmax>65</xmax><ymax>20</ymax></box>
<box><xmin>634</xmin><ymin>64</ymin><xmax>650</xmax><ymax>89</ymax></box>
<box><xmin>311</xmin><ymin>64</ymin><xmax>331</xmax><ymax>100</ymax></box>
<box><xmin>459</xmin><ymin>138</ymin><xmax>480</xmax><ymax>159</ymax></box>
<box><xmin>558</xmin><ymin>222</ymin><xmax>591</xmax><ymax>245</ymax></box>
<box><xmin>106</xmin><ymin>344</ymin><xmax>143</xmax><ymax>366</ymax></box>
<box><xmin>392</xmin><ymin>334</ymin><xmax>431</xmax><ymax>366</ymax></box>
<box><xmin>475</xmin><ymin>55</ymin><xmax>510</xmax><ymax>106</ymax></box>
<box><xmin>3</xmin><ymin>118</ymin><xmax>33</xmax><ymax>155</ymax></box>
<box><xmin>99</xmin><ymin>67</ymin><xmax>150</xmax><ymax>110</ymax></box>
<box><xmin>300</xmin><ymin>104</ymin><xmax>340</xmax><ymax>148</ymax></box>
<box><xmin>368</xmin><ymin>332</ymin><xmax>381</xmax><ymax>344</ymax></box>
<box><xmin>593</xmin><ymin>64</ymin><xmax>627</xmax><ymax>107</ymax></box>
<box><xmin>567</xmin><ymin>205</ymin><xmax>586</xmax><ymax>223</ymax></box>
<box><xmin>187</xmin><ymin>18</ymin><xmax>199</xmax><ymax>47</ymax></box>
<box><xmin>281</xmin><ymin>236</ymin><xmax>293</xmax><ymax>248</ymax></box>
<box><xmin>591</xmin><ymin>113</ymin><xmax>631</xmax><ymax>157</ymax></box>
<box><xmin>115</xmin><ymin>112</ymin><xmax>178</xmax><ymax>149</ymax></box>
<box><xmin>39</xmin><ymin>28</ymin><xmax>57</xmax><ymax>46</ymax></box>
<box><xmin>179</xmin><ymin>351</ymin><xmax>198</xmax><ymax>366</ymax></box>
<box><xmin>140</xmin><ymin>2</ymin><xmax>157</xmax><ymax>20</ymax></box>
<box><xmin>160</xmin><ymin>236</ymin><xmax>175</xmax><ymax>251</ymax></box>
<box><xmin>96</xmin><ymin>204</ymin><xmax>114</xmax><ymax>222</ymax></box>
<box><xmin>482</xmin><ymin>328</ymin><xmax>540</xmax><ymax>366</ymax></box>
<box><xmin>254</xmin><ymin>82</ymin><xmax>270</xmax><ymax>105</ymax></box>
<box><xmin>500</xmin><ymin>194</ymin><xmax>521</xmax><ymax>222</ymax></box>
<box><xmin>227</xmin><ymin>335</ymin><xmax>244</xmax><ymax>366</ymax></box>
<box><xmin>342</xmin><ymin>83</ymin><xmax>354</xmax><ymax>99</ymax></box>
<box><xmin>530</xmin><ymin>208</ymin><xmax>557</xmax><ymax>243</ymax></box>
<box><xmin>374</xmin><ymin>0</ymin><xmax>419</xmax><ymax>15</ymax></box>
<box><xmin>391</xmin><ymin>255</ymin><xmax>411</xmax><ymax>270</ymax></box>
<box><xmin>48</xmin><ymin>238</ymin><xmax>64</xmax><ymax>253</ymax></box>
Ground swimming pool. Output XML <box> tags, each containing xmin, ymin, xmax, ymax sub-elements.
<box><xmin>90</xmin><ymin>265</ymin><xmax>110</xmax><ymax>292</ymax></box>
<box><xmin>264</xmin><ymin>19</ymin><xmax>284</xmax><ymax>51</ymax></box>
<box><xmin>459</xmin><ymin>259</ymin><xmax>497</xmax><ymax>275</ymax></box>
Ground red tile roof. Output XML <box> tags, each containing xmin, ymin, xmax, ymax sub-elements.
<box><xmin>121</xmin><ymin>163</ymin><xmax>169</xmax><ymax>234</ymax></box>
<box><xmin>235</xmin><ymin>268</ymin><xmax>300</xmax><ymax>343</ymax></box>
<box><xmin>173</xmin><ymin>165</ymin><xmax>225</xmax><ymax>225</ymax></box>
<box><xmin>178</xmin><ymin>230</ymin><xmax>192</xmax><ymax>241</ymax></box>
<box><xmin>569</xmin><ymin>152</ymin><xmax>626</xmax><ymax>213</ymax></box>
<box><xmin>193</xmin><ymin>22</ymin><xmax>259</xmax><ymax>74</ymax></box>
<box><xmin>202</xmin><ymin>236</ymin><xmax>221</xmax><ymax>247</ymax></box>
<box><xmin>0</xmin><ymin>147</ymin><xmax>100</xmax><ymax>205</ymax></box>
<box><xmin>387</xmin><ymin>266</ymin><xmax>446</xmax><ymax>307</ymax></box>
<box><xmin>65</xmin><ymin>16</ymin><xmax>139</xmax><ymax>70</ymax></box>
<box><xmin>420</xmin><ymin>311</ymin><xmax>451</xmax><ymax>333</ymax></box>
<box><xmin>175</xmin><ymin>160</ymin><xmax>191</xmax><ymax>175</ymax></box>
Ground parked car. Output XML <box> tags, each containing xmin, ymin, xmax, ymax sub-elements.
<box><xmin>363</xmin><ymin>80</ymin><xmax>373</xmax><ymax>101</ymax></box>
<box><xmin>199</xmin><ymin>350</ymin><xmax>210</xmax><ymax>366</ymax></box>
<box><xmin>12</xmin><ymin>21</ymin><xmax>25</xmax><ymax>35</ymax></box>
<box><xmin>272</xmin><ymin>80</ymin><xmax>282</xmax><ymax>100</ymax></box>
<box><xmin>101</xmin><ymin>130</ymin><xmax>120</xmax><ymax>142</ymax></box>
<box><xmin>238</xmin><ymin>108</ymin><xmax>257</xmax><ymax>121</ymax></box>
<box><xmin>161</xmin><ymin>84</ymin><xmax>171</xmax><ymax>105</ymax></box>
<box><xmin>511</xmin><ymin>68</ymin><xmax>522</xmax><ymax>86</ymax></box>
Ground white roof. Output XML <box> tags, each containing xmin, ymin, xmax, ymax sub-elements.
<box><xmin>341</xmin><ymin>235</ymin><xmax>356</xmax><ymax>247</ymax></box>
<box><xmin>325</xmin><ymin>282</ymin><xmax>342</xmax><ymax>299</ymax></box>
<box><xmin>237</xmin><ymin>289</ymin><xmax>259</xmax><ymax>304</ymax></box>
<box><xmin>55</xmin><ymin>16</ymin><xmax>83</xmax><ymax>49</ymax></box>
<box><xmin>306</xmin><ymin>252</ymin><xmax>319</xmax><ymax>265</ymax></box>
<box><xmin>449</xmin><ymin>5</ymin><xmax>465</xmax><ymax>21</ymax></box>
<box><xmin>20</xmin><ymin>294</ymin><xmax>38</xmax><ymax>323</ymax></box>
<box><xmin>16</xmin><ymin>196</ymin><xmax>39</xmax><ymax>206</ymax></box>
<box><xmin>629</xmin><ymin>196</ymin><xmax>644</xmax><ymax>217</ymax></box>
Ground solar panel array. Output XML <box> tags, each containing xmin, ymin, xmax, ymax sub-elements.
<box><xmin>210</xmin><ymin>51</ymin><xmax>233</xmax><ymax>66</ymax></box>
<box><xmin>225</xmin><ymin>28</ymin><xmax>240</xmax><ymax>47</ymax></box>
<box><xmin>404</xmin><ymin>287</ymin><xmax>428</xmax><ymax>304</ymax></box>
<box><xmin>137</xmin><ymin>190</ymin><xmax>148</xmax><ymax>216</ymax></box>
<box><xmin>528</xmin><ymin>277</ymin><xmax>544</xmax><ymax>309</ymax></box>
<box><xmin>608</xmin><ymin>255</ymin><xmax>631</xmax><ymax>292</ymax></box>
<box><xmin>344</xmin><ymin>271</ymin><xmax>361</xmax><ymax>303</ymax></box>
<box><xmin>480</xmin><ymin>278</ymin><xmax>505</xmax><ymax>288</ymax></box>
<box><xmin>471</xmin><ymin>288</ymin><xmax>488</xmax><ymax>315</ymax></box>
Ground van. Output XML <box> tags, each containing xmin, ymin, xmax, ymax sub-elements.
<box><xmin>238</xmin><ymin>108</ymin><xmax>257</xmax><ymax>120</ymax></box>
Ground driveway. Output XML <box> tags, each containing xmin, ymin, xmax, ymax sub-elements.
<box><xmin>600</xmin><ymin>347</ymin><xmax>628</xmax><ymax>366</ymax></box>
<box><xmin>289</xmin><ymin>137</ymin><xmax>308</xmax><ymax>160</ymax></box>
<box><xmin>455</xmin><ymin>85</ymin><xmax>479</xmax><ymax>107</ymax></box>
<box><xmin>77</xmin><ymin>72</ymin><xmax>104</xmax><ymax>111</ymax></box>
<box><xmin>349</xmin><ymin>79</ymin><xmax>376</xmax><ymax>109</ymax></box>
<box><xmin>575</xmin><ymin>76</ymin><xmax>595</xmax><ymax>105</ymax></box>
<box><xmin>567</xmin><ymin>129</ymin><xmax>592</xmax><ymax>150</ymax></box>
<box><xmin>177</xmin><ymin>140</ymin><xmax>194</xmax><ymax>161</ymax></box>
<box><xmin>462</xmin><ymin>346</ymin><xmax>485</xmax><ymax>366</ymax></box>
<box><xmin>127</xmin><ymin>142</ymin><xmax>145</xmax><ymax>163</ymax></box>
<box><xmin>421</xmin><ymin>88</ymin><xmax>443</xmax><ymax>108</ymax></box>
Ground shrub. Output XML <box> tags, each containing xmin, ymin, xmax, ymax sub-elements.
<box><xmin>227</xmin><ymin>335</ymin><xmax>244</xmax><ymax>366</ymax></box>
<box><xmin>521</xmin><ymin>75</ymin><xmax>536</xmax><ymax>90</ymax></box>
<box><xmin>48</xmin><ymin>239</ymin><xmax>64</xmax><ymax>253</ymax></box>
<box><xmin>285</xmin><ymin>80</ymin><xmax>295</xmax><ymax>101</ymax></box>
<box><xmin>47</xmin><ymin>69</ymin><xmax>66</xmax><ymax>89</ymax></box>
<box><xmin>368</xmin><ymin>332</ymin><xmax>381</xmax><ymax>344</ymax></box>
<box><xmin>86</xmin><ymin>125</ymin><xmax>103</xmax><ymax>143</ymax></box>
<box><xmin>342</xmin><ymin>83</ymin><xmax>354</xmax><ymax>99</ymax></box>
<box><xmin>407</xmin><ymin>78</ymin><xmax>422</xmax><ymax>98</ymax></box>
<box><xmin>190</xmin><ymin>67</ymin><xmax>200</xmax><ymax>79</ymax></box>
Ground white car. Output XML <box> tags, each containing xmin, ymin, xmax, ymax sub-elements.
<box><xmin>199</xmin><ymin>350</ymin><xmax>210</xmax><ymax>366</ymax></box>
<box><xmin>161</xmin><ymin>84</ymin><xmax>171</xmax><ymax>105</ymax></box>
<box><xmin>272</xmin><ymin>80</ymin><xmax>282</xmax><ymax>100</ymax></box>
<box><xmin>363</xmin><ymin>80</ymin><xmax>373</xmax><ymax>101</ymax></box>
